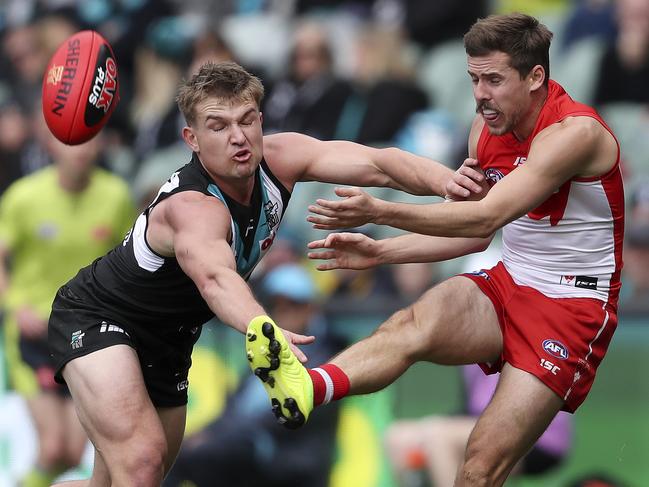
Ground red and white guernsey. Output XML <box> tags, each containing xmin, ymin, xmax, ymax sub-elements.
<box><xmin>477</xmin><ymin>80</ymin><xmax>625</xmax><ymax>307</ymax></box>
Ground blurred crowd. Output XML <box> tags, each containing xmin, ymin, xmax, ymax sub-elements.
<box><xmin>0</xmin><ymin>1</ymin><xmax>647</xmax><ymax>486</ymax></box>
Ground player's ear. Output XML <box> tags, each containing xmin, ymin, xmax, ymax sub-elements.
<box><xmin>259</xmin><ymin>111</ymin><xmax>263</xmax><ymax>125</ymax></box>
<box><xmin>182</xmin><ymin>126</ymin><xmax>199</xmax><ymax>152</ymax></box>
<box><xmin>529</xmin><ymin>65</ymin><xmax>545</xmax><ymax>91</ymax></box>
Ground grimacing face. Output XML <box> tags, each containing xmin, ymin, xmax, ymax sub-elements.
<box><xmin>468</xmin><ymin>51</ymin><xmax>535</xmax><ymax>137</ymax></box>
<box><xmin>187</xmin><ymin>96</ymin><xmax>264</xmax><ymax>182</ymax></box>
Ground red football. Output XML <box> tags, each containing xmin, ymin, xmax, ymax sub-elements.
<box><xmin>42</xmin><ymin>30</ymin><xmax>119</xmax><ymax>145</ymax></box>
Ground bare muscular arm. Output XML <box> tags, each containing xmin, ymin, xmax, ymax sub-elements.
<box><xmin>308</xmin><ymin>117</ymin><xmax>618</xmax><ymax>238</ymax></box>
<box><xmin>262</xmin><ymin>132</ymin><xmax>480</xmax><ymax>197</ymax></box>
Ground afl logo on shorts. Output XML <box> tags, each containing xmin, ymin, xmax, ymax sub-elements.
<box><xmin>542</xmin><ymin>339</ymin><xmax>569</xmax><ymax>360</ymax></box>
<box><xmin>485</xmin><ymin>168</ymin><xmax>505</xmax><ymax>184</ymax></box>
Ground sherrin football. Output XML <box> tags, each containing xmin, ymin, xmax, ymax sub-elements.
<box><xmin>42</xmin><ymin>30</ymin><xmax>119</xmax><ymax>145</ymax></box>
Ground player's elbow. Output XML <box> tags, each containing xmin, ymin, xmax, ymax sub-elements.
<box><xmin>468</xmin><ymin>236</ymin><xmax>493</xmax><ymax>253</ymax></box>
<box><xmin>473</xmin><ymin>203</ymin><xmax>503</xmax><ymax>238</ymax></box>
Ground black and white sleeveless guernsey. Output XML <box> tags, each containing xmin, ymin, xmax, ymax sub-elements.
<box><xmin>64</xmin><ymin>152</ymin><xmax>291</xmax><ymax>331</ymax></box>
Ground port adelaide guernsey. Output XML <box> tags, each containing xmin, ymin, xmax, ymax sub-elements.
<box><xmin>65</xmin><ymin>153</ymin><xmax>290</xmax><ymax>330</ymax></box>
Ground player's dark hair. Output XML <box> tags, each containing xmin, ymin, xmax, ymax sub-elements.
<box><xmin>176</xmin><ymin>61</ymin><xmax>265</xmax><ymax>125</ymax></box>
<box><xmin>464</xmin><ymin>13</ymin><xmax>553</xmax><ymax>86</ymax></box>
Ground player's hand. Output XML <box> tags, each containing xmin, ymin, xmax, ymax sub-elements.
<box><xmin>445</xmin><ymin>158</ymin><xmax>490</xmax><ymax>201</ymax></box>
<box><xmin>281</xmin><ymin>328</ymin><xmax>315</xmax><ymax>363</ymax></box>
<box><xmin>307</xmin><ymin>187</ymin><xmax>376</xmax><ymax>230</ymax></box>
<box><xmin>307</xmin><ymin>232</ymin><xmax>380</xmax><ymax>270</ymax></box>
<box><xmin>16</xmin><ymin>306</ymin><xmax>48</xmax><ymax>339</ymax></box>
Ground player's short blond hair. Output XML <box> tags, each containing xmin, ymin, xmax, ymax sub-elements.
<box><xmin>176</xmin><ymin>61</ymin><xmax>265</xmax><ymax>126</ymax></box>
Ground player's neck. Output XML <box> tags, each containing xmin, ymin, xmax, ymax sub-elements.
<box><xmin>215</xmin><ymin>177</ymin><xmax>255</xmax><ymax>206</ymax></box>
<box><xmin>512</xmin><ymin>86</ymin><xmax>548</xmax><ymax>142</ymax></box>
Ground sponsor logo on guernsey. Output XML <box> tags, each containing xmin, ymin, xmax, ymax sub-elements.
<box><xmin>513</xmin><ymin>156</ymin><xmax>527</xmax><ymax>166</ymax></box>
<box><xmin>71</xmin><ymin>330</ymin><xmax>85</xmax><ymax>350</ymax></box>
<box><xmin>485</xmin><ymin>168</ymin><xmax>505</xmax><ymax>184</ymax></box>
<box><xmin>560</xmin><ymin>275</ymin><xmax>598</xmax><ymax>290</ymax></box>
<box><xmin>542</xmin><ymin>339</ymin><xmax>569</xmax><ymax>360</ymax></box>
<box><xmin>540</xmin><ymin>358</ymin><xmax>561</xmax><ymax>375</ymax></box>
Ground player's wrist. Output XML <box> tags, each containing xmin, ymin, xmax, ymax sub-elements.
<box><xmin>248</xmin><ymin>315</ymin><xmax>276</xmax><ymax>329</ymax></box>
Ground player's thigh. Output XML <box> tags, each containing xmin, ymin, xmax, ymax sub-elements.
<box><xmin>464</xmin><ymin>363</ymin><xmax>563</xmax><ymax>477</ymax></box>
<box><xmin>412</xmin><ymin>276</ymin><xmax>502</xmax><ymax>364</ymax></box>
<box><xmin>62</xmin><ymin>345</ymin><xmax>167</xmax><ymax>466</ymax></box>
<box><xmin>157</xmin><ymin>405</ymin><xmax>187</xmax><ymax>475</ymax></box>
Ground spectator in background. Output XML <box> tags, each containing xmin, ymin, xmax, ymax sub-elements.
<box><xmin>0</xmin><ymin>97</ymin><xmax>30</xmax><ymax>193</ymax></box>
<box><xmin>164</xmin><ymin>263</ymin><xmax>345</xmax><ymax>487</ymax></box>
<box><xmin>620</xmin><ymin>182</ymin><xmax>649</xmax><ymax>311</ymax></box>
<box><xmin>401</xmin><ymin>0</ymin><xmax>488</xmax><ymax>49</ymax></box>
<box><xmin>560</xmin><ymin>0</ymin><xmax>617</xmax><ymax>52</ymax></box>
<box><xmin>129</xmin><ymin>16</ymin><xmax>195</xmax><ymax>165</ymax></box>
<box><xmin>350</xmin><ymin>24</ymin><xmax>429</xmax><ymax>146</ymax></box>
<box><xmin>593</xmin><ymin>0</ymin><xmax>649</xmax><ymax>106</ymax></box>
<box><xmin>385</xmin><ymin>364</ymin><xmax>572</xmax><ymax>486</ymax></box>
<box><xmin>262</xmin><ymin>20</ymin><xmax>353</xmax><ymax>140</ymax></box>
<box><xmin>0</xmin><ymin>133</ymin><xmax>135</xmax><ymax>487</ymax></box>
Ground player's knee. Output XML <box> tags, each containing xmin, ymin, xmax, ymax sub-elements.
<box><xmin>460</xmin><ymin>443</ymin><xmax>508</xmax><ymax>486</ymax></box>
<box><xmin>121</xmin><ymin>438</ymin><xmax>167</xmax><ymax>485</ymax></box>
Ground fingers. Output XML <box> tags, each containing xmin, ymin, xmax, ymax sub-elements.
<box><xmin>291</xmin><ymin>333</ymin><xmax>316</xmax><ymax>345</ymax></box>
<box><xmin>307</xmin><ymin>249</ymin><xmax>336</xmax><ymax>260</ymax></box>
<box><xmin>308</xmin><ymin>203</ymin><xmax>339</xmax><ymax>217</ymax></box>
<box><xmin>288</xmin><ymin>334</ymin><xmax>316</xmax><ymax>363</ymax></box>
<box><xmin>455</xmin><ymin>173</ymin><xmax>483</xmax><ymax>194</ymax></box>
<box><xmin>446</xmin><ymin>181</ymin><xmax>471</xmax><ymax>199</ymax></box>
<box><xmin>291</xmin><ymin>344</ymin><xmax>309</xmax><ymax>363</ymax></box>
<box><xmin>307</xmin><ymin>238</ymin><xmax>327</xmax><ymax>249</ymax></box>
<box><xmin>334</xmin><ymin>186</ymin><xmax>361</xmax><ymax>197</ymax></box>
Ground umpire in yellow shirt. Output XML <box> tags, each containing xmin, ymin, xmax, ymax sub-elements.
<box><xmin>0</xmin><ymin>132</ymin><xmax>135</xmax><ymax>487</ymax></box>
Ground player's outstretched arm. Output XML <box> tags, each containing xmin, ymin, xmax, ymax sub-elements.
<box><xmin>307</xmin><ymin>232</ymin><xmax>492</xmax><ymax>270</ymax></box>
<box><xmin>308</xmin><ymin>118</ymin><xmax>614</xmax><ymax>238</ymax></box>
<box><xmin>160</xmin><ymin>193</ymin><xmax>314</xmax><ymax>361</ymax></box>
<box><xmin>263</xmin><ymin>132</ymin><xmax>484</xmax><ymax>198</ymax></box>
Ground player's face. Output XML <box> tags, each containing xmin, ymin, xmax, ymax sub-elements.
<box><xmin>468</xmin><ymin>51</ymin><xmax>533</xmax><ymax>136</ymax></box>
<box><xmin>188</xmin><ymin>97</ymin><xmax>264</xmax><ymax>181</ymax></box>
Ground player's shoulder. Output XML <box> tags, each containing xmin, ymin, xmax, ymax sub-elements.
<box><xmin>536</xmin><ymin>115</ymin><xmax>608</xmax><ymax>146</ymax></box>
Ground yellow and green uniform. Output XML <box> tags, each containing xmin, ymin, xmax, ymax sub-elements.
<box><xmin>0</xmin><ymin>165</ymin><xmax>135</xmax><ymax>396</ymax></box>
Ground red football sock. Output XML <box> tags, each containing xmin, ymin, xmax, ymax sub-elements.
<box><xmin>308</xmin><ymin>363</ymin><xmax>350</xmax><ymax>407</ymax></box>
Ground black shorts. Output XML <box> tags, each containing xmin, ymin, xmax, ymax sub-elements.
<box><xmin>48</xmin><ymin>285</ymin><xmax>202</xmax><ymax>407</ymax></box>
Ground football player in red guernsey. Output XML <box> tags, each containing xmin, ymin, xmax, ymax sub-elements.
<box><xmin>272</xmin><ymin>13</ymin><xmax>623</xmax><ymax>487</ymax></box>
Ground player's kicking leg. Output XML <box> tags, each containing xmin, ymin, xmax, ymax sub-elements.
<box><xmin>247</xmin><ymin>276</ymin><xmax>502</xmax><ymax>428</ymax></box>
